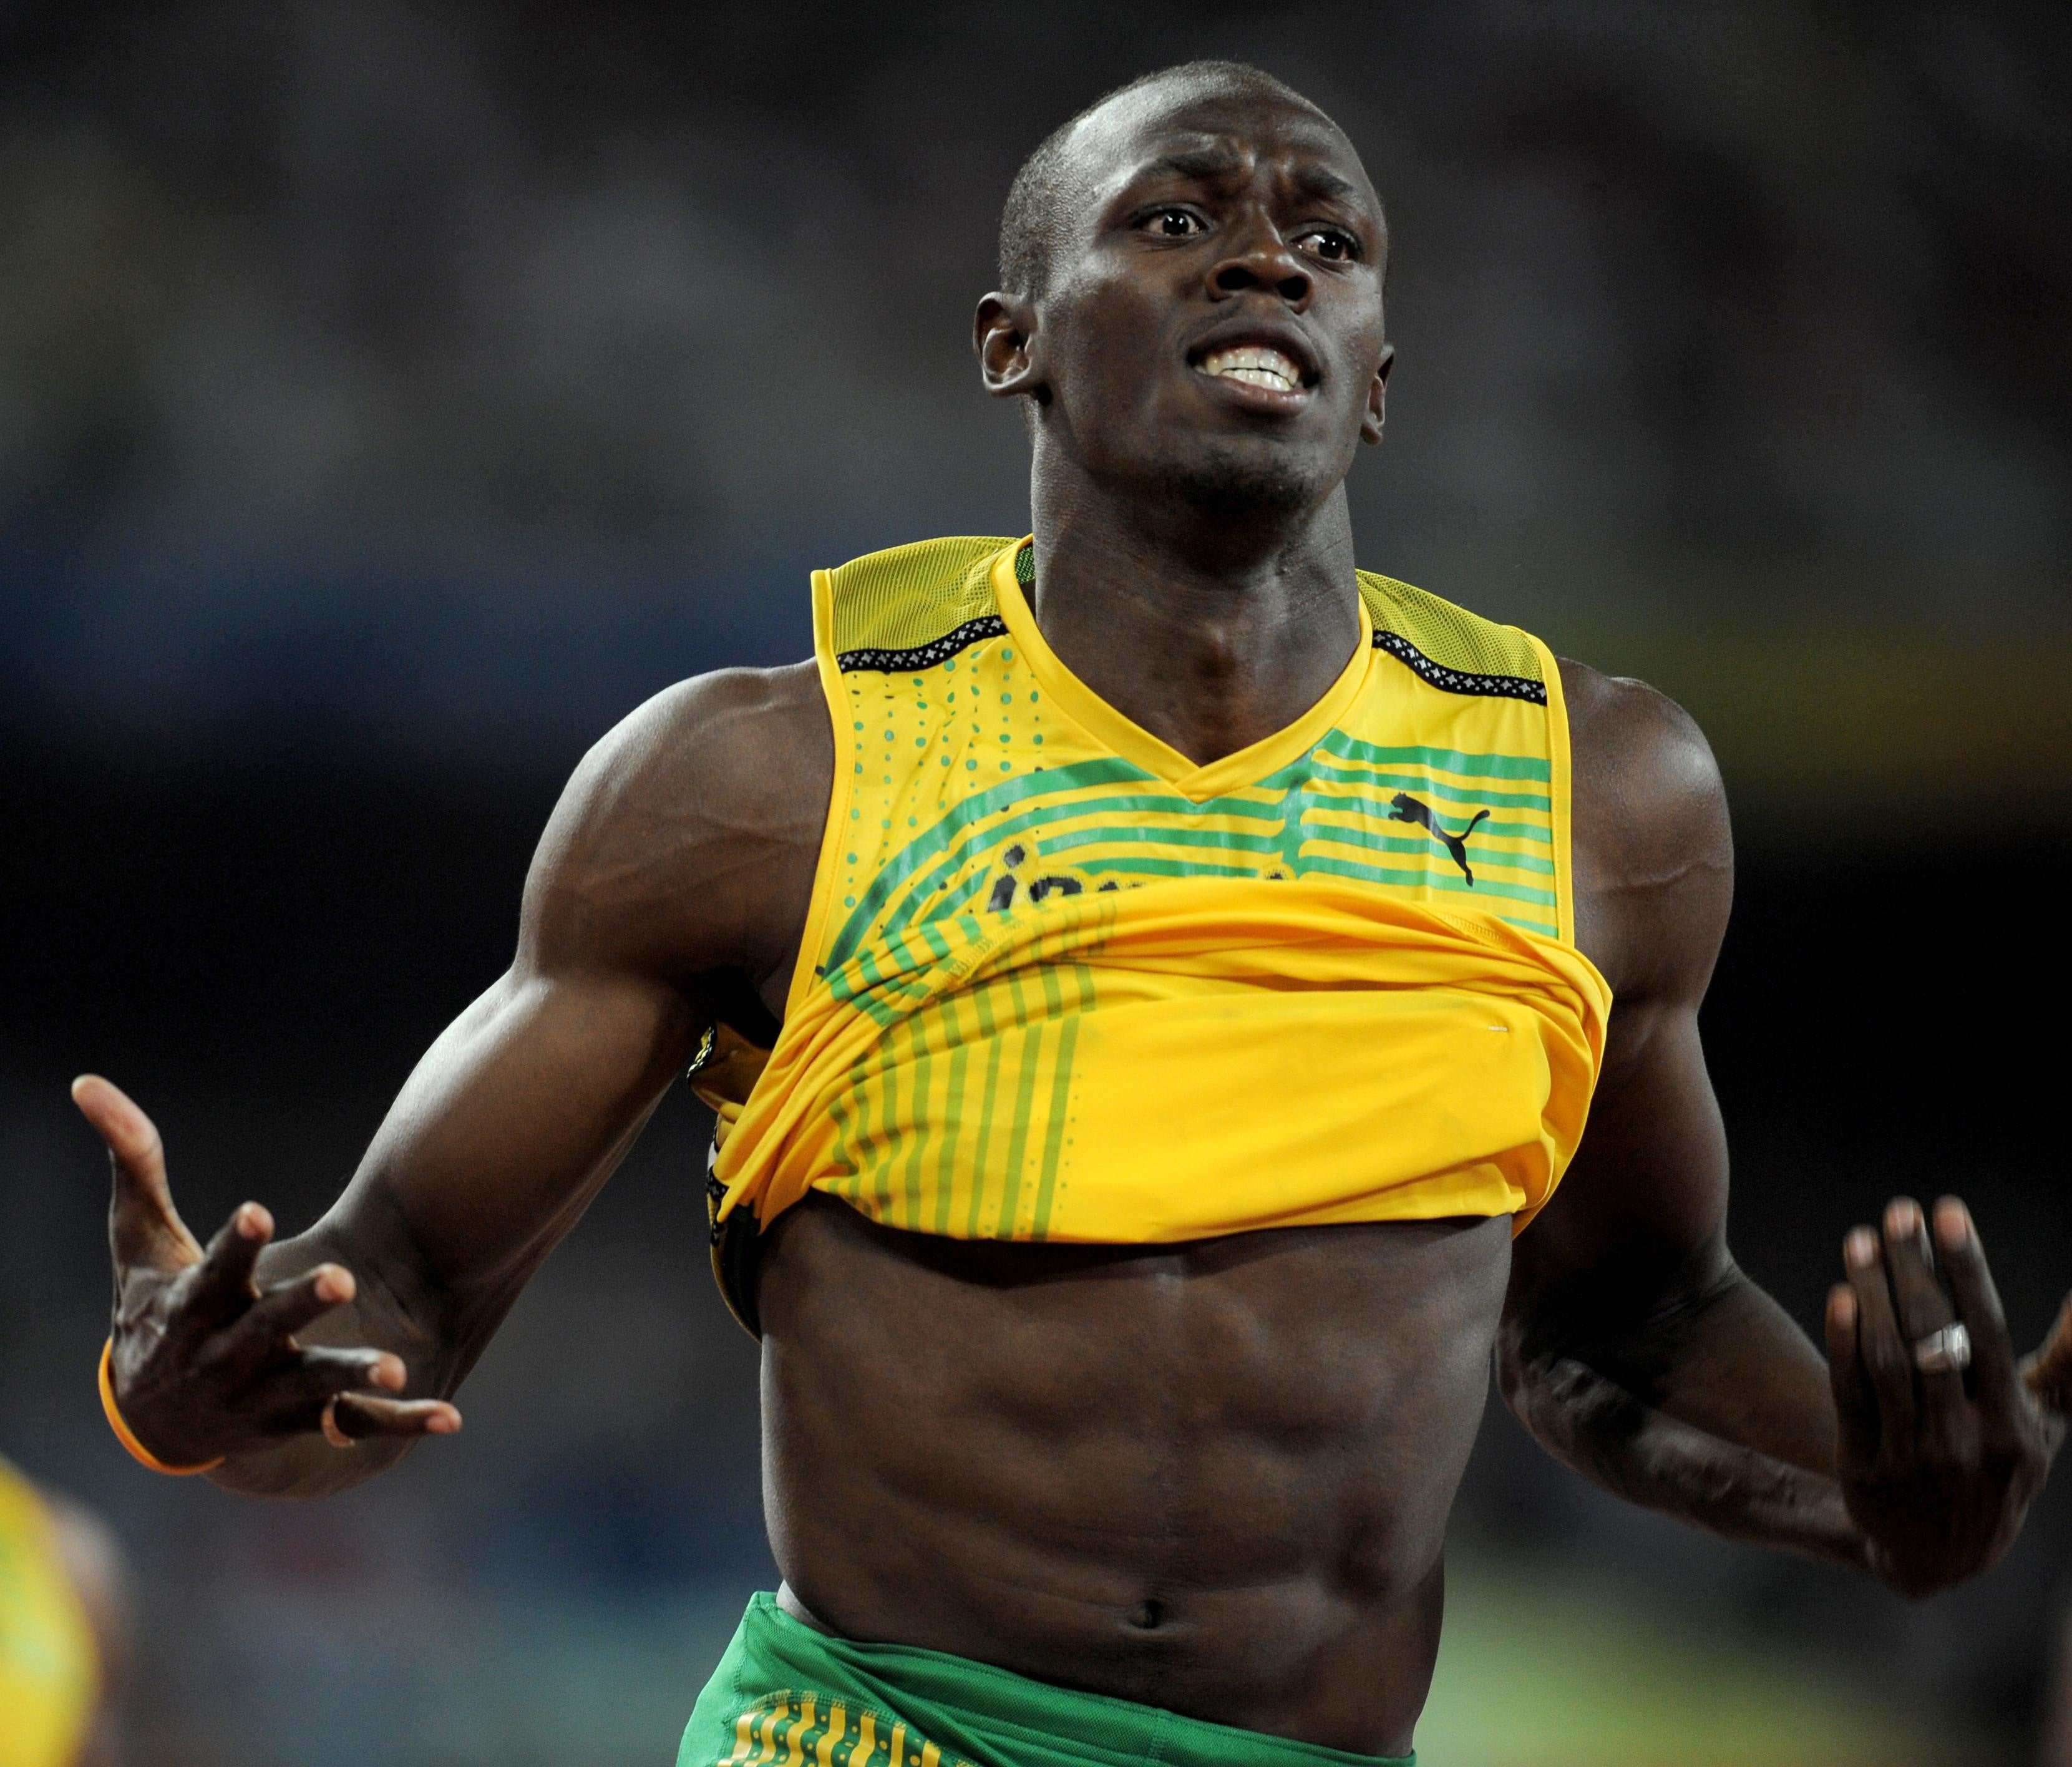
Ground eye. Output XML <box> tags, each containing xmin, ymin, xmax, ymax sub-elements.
<box><xmin>1142</xmin><ymin>207</ymin><xmax>1207</xmax><ymax>238</ymax></box>
<box><xmin>1297</xmin><ymin>227</ymin><xmax>1361</xmax><ymax>263</ymax></box>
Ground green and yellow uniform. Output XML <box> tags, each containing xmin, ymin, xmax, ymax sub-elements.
<box><xmin>681</xmin><ymin>536</ymin><xmax>1612</xmax><ymax>1766</ymax></box>
<box><xmin>685</xmin><ymin>1595</ymin><xmax>1413</xmax><ymax>1767</ymax></box>
<box><xmin>0</xmin><ymin>1458</ymin><xmax>95</xmax><ymax>1767</ymax></box>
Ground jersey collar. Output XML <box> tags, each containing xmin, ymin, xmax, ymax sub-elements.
<box><xmin>989</xmin><ymin>538</ymin><xmax>1375</xmax><ymax>805</ymax></box>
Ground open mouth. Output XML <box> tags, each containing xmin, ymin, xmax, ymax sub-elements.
<box><xmin>1193</xmin><ymin>344</ymin><xmax>1311</xmax><ymax>397</ymax></box>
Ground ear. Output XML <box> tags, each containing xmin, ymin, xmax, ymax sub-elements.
<box><xmin>1359</xmin><ymin>343</ymin><xmax>1395</xmax><ymax>446</ymax></box>
<box><xmin>975</xmin><ymin>292</ymin><xmax>1047</xmax><ymax>405</ymax></box>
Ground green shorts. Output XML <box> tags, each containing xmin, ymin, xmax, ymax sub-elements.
<box><xmin>679</xmin><ymin>1592</ymin><xmax>1414</xmax><ymax>1767</ymax></box>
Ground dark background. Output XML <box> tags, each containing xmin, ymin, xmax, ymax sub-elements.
<box><xmin>2</xmin><ymin>4</ymin><xmax>2068</xmax><ymax>1763</ymax></box>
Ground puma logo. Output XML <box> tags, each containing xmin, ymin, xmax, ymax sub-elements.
<box><xmin>1388</xmin><ymin>792</ymin><xmax>1489</xmax><ymax>885</ymax></box>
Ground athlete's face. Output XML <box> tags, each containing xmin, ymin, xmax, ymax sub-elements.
<box><xmin>980</xmin><ymin>82</ymin><xmax>1392</xmax><ymax>513</ymax></box>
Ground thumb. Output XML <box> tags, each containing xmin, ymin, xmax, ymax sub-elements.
<box><xmin>73</xmin><ymin>1074</ymin><xmax>203</xmax><ymax>1272</ymax></box>
<box><xmin>2021</xmin><ymin>1290</ymin><xmax>2072</xmax><ymax>1415</ymax></box>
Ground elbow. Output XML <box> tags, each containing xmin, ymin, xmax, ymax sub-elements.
<box><xmin>1494</xmin><ymin>1320</ymin><xmax>1591</xmax><ymax>1448</ymax></box>
<box><xmin>1494</xmin><ymin>1310</ymin><xmax>1661</xmax><ymax>1480</ymax></box>
<box><xmin>1493</xmin><ymin>1322</ymin><xmax>1541</xmax><ymax>1428</ymax></box>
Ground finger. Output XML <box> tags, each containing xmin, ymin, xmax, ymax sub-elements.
<box><xmin>214</xmin><ymin>1264</ymin><xmax>358</xmax><ymax>1371</ymax></box>
<box><xmin>1825</xmin><ymin>1283</ymin><xmax>1880</xmax><ymax>1469</ymax></box>
<box><xmin>75</xmin><ymin>1074</ymin><xmax>202</xmax><ymax>1270</ymax></box>
<box><xmin>1880</xmin><ymin>1198</ymin><xmax>1954</xmax><ymax>1340</ymax></box>
<box><xmin>1845</xmin><ymin>1223</ymin><xmax>1917</xmax><ymax>1461</ymax></box>
<box><xmin>1933</xmin><ymin>1197</ymin><xmax>2021</xmax><ymax>1416</ymax></box>
<box><xmin>265</xmin><ymin>1345</ymin><xmax>408</xmax><ymax>1410</ymax></box>
<box><xmin>177</xmin><ymin>1202</ymin><xmax>275</xmax><ymax>1333</ymax></box>
<box><xmin>327</xmin><ymin>1394</ymin><xmax>462</xmax><ymax>1442</ymax></box>
<box><xmin>1881</xmin><ymin>1198</ymin><xmax>1965</xmax><ymax>1452</ymax></box>
<box><xmin>2022</xmin><ymin>1289</ymin><xmax>2072</xmax><ymax>1415</ymax></box>
<box><xmin>243</xmin><ymin>1348</ymin><xmax>412</xmax><ymax>1441</ymax></box>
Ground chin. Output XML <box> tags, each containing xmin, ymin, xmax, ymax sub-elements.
<box><xmin>1152</xmin><ymin>436</ymin><xmax>1343</xmax><ymax>517</ymax></box>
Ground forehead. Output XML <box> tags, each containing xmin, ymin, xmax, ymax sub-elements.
<box><xmin>1067</xmin><ymin>82</ymin><xmax>1376</xmax><ymax>213</ymax></box>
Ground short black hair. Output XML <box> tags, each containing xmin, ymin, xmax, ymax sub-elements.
<box><xmin>996</xmin><ymin>60</ymin><xmax>1328</xmax><ymax>300</ymax></box>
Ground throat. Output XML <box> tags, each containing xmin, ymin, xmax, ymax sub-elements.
<box><xmin>1015</xmin><ymin>547</ymin><xmax>1363</xmax><ymax>769</ymax></box>
<box><xmin>1141</xmin><ymin>628</ymin><xmax>1323</xmax><ymax>766</ymax></box>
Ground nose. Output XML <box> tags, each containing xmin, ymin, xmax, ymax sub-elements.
<box><xmin>1207</xmin><ymin>220</ymin><xmax>1312</xmax><ymax>309</ymax></box>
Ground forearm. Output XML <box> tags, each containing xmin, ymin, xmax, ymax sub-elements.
<box><xmin>1620</xmin><ymin>1269</ymin><xmax>1839</xmax><ymax>1474</ymax></box>
<box><xmin>203</xmin><ymin>961</ymin><xmax>689</xmax><ymax>1499</ymax></box>
<box><xmin>90</xmin><ymin>682</ymin><xmax>772</xmax><ymax>1504</ymax></box>
<box><xmin>1500</xmin><ymin>1267</ymin><xmax>1869</xmax><ymax>1572</ymax></box>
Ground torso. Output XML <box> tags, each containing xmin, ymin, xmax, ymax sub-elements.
<box><xmin>698</xmin><ymin>624</ymin><xmax>1648</xmax><ymax>1757</ymax></box>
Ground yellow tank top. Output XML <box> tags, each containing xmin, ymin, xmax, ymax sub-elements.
<box><xmin>695</xmin><ymin>537</ymin><xmax>1610</xmax><ymax>1333</ymax></box>
<box><xmin>0</xmin><ymin>1458</ymin><xmax>95</xmax><ymax>1767</ymax></box>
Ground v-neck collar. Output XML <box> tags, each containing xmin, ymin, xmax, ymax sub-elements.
<box><xmin>990</xmin><ymin>538</ymin><xmax>1376</xmax><ymax>805</ymax></box>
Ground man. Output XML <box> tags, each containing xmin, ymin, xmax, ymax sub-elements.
<box><xmin>79</xmin><ymin>61</ymin><xmax>2071</xmax><ymax>1766</ymax></box>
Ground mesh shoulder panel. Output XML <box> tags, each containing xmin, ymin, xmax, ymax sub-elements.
<box><xmin>1356</xmin><ymin>571</ymin><xmax>1546</xmax><ymax>703</ymax></box>
<box><xmin>827</xmin><ymin>537</ymin><xmax>1016</xmax><ymax>667</ymax></box>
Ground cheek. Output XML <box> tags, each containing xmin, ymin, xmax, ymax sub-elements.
<box><xmin>1046</xmin><ymin>278</ymin><xmax>1172</xmax><ymax>402</ymax></box>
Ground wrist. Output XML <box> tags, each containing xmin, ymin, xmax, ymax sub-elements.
<box><xmin>98</xmin><ymin>1339</ymin><xmax>223</xmax><ymax>1476</ymax></box>
<box><xmin>1794</xmin><ymin>1481</ymin><xmax>1875</xmax><ymax>1575</ymax></box>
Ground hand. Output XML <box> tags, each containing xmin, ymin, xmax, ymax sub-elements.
<box><xmin>76</xmin><ymin>1074</ymin><xmax>462</xmax><ymax>1468</ymax></box>
<box><xmin>1825</xmin><ymin>1194</ymin><xmax>2071</xmax><ymax>1597</ymax></box>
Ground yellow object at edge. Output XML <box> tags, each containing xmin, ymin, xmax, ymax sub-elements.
<box><xmin>0</xmin><ymin>1456</ymin><xmax>95</xmax><ymax>1767</ymax></box>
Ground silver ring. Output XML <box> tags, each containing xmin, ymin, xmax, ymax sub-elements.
<box><xmin>1913</xmin><ymin>1322</ymin><xmax>1972</xmax><ymax>1375</ymax></box>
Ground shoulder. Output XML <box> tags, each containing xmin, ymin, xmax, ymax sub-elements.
<box><xmin>1559</xmin><ymin>658</ymin><xmax>1733</xmax><ymax>998</ymax></box>
<box><xmin>522</xmin><ymin>660</ymin><xmax>830</xmax><ymax>986</ymax></box>
<box><xmin>1560</xmin><ymin>658</ymin><xmax>1726</xmax><ymax>829</ymax></box>
<box><xmin>563</xmin><ymin>660</ymin><xmax>827</xmax><ymax>822</ymax></box>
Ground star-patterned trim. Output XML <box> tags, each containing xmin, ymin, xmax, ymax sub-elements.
<box><xmin>1371</xmin><ymin>629</ymin><xmax>1546</xmax><ymax>704</ymax></box>
<box><xmin>836</xmin><ymin>615</ymin><xmax>1008</xmax><ymax>674</ymax></box>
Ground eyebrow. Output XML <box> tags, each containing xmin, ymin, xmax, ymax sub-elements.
<box><xmin>1139</xmin><ymin>148</ymin><xmax>1369</xmax><ymax>212</ymax></box>
<box><xmin>1145</xmin><ymin>147</ymin><xmax>1247</xmax><ymax>184</ymax></box>
<box><xmin>1291</xmin><ymin>165</ymin><xmax>1363</xmax><ymax>205</ymax></box>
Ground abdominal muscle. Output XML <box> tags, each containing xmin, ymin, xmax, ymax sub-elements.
<box><xmin>755</xmin><ymin>1194</ymin><xmax>1514</xmax><ymax>1758</ymax></box>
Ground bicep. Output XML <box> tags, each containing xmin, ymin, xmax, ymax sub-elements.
<box><xmin>298</xmin><ymin>675</ymin><xmax>782</xmax><ymax>1370</ymax></box>
<box><xmin>1506</xmin><ymin>672</ymin><xmax>1841</xmax><ymax>1468</ymax></box>
<box><xmin>1514</xmin><ymin>665</ymin><xmax>1738</xmax><ymax>1330</ymax></box>
<box><xmin>1515</xmin><ymin>994</ymin><xmax>1731</xmax><ymax>1321</ymax></box>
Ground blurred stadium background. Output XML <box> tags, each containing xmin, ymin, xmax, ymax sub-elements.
<box><xmin>2</xmin><ymin>2</ymin><xmax>2068</xmax><ymax>1762</ymax></box>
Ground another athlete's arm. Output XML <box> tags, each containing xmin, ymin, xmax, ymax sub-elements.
<box><xmin>1499</xmin><ymin>664</ymin><xmax>2072</xmax><ymax>1596</ymax></box>
<box><xmin>79</xmin><ymin>664</ymin><xmax>825</xmax><ymax>1499</ymax></box>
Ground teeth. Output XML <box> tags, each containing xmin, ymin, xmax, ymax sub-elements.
<box><xmin>1200</xmin><ymin>344</ymin><xmax>1303</xmax><ymax>392</ymax></box>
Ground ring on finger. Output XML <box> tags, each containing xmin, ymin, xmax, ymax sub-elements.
<box><xmin>1913</xmin><ymin>1322</ymin><xmax>1972</xmax><ymax>1375</ymax></box>
<box><xmin>320</xmin><ymin>1396</ymin><xmax>353</xmax><ymax>1449</ymax></box>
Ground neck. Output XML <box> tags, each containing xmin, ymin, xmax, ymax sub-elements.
<box><xmin>1024</xmin><ymin>460</ymin><xmax>1363</xmax><ymax>768</ymax></box>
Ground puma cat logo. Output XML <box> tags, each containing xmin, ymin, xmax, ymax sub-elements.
<box><xmin>1388</xmin><ymin>792</ymin><xmax>1489</xmax><ymax>885</ymax></box>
